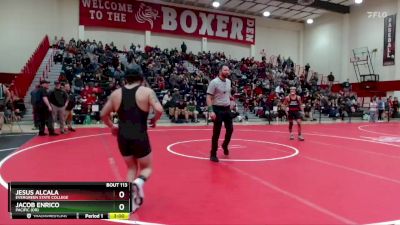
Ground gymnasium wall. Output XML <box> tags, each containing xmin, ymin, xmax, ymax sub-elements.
<box><xmin>84</xmin><ymin>27</ymin><xmax>146</xmax><ymax>50</ymax></box>
<box><xmin>0</xmin><ymin>0</ymin><xmax>79</xmax><ymax>73</ymax></box>
<box><xmin>254</xmin><ymin>17</ymin><xmax>304</xmax><ymax>63</ymax></box>
<box><xmin>0</xmin><ymin>0</ymin><xmax>302</xmax><ymax>73</ymax></box>
<box><xmin>151</xmin><ymin>33</ymin><xmax>201</xmax><ymax>55</ymax></box>
<box><xmin>348</xmin><ymin>0</ymin><xmax>398</xmax><ymax>82</ymax></box>
<box><xmin>303</xmin><ymin>12</ymin><xmax>344</xmax><ymax>82</ymax></box>
<box><xmin>303</xmin><ymin>0</ymin><xmax>399</xmax><ymax>83</ymax></box>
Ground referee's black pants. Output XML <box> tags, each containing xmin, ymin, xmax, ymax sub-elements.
<box><xmin>36</xmin><ymin>106</ymin><xmax>55</xmax><ymax>135</ymax></box>
<box><xmin>211</xmin><ymin>106</ymin><xmax>233</xmax><ymax>156</ymax></box>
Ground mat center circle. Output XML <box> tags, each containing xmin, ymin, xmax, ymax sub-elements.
<box><xmin>167</xmin><ymin>139</ymin><xmax>300</xmax><ymax>162</ymax></box>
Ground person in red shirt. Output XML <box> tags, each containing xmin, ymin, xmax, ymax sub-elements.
<box><xmin>268</xmin><ymin>91</ymin><xmax>277</xmax><ymax>103</ymax></box>
<box><xmin>81</xmin><ymin>85</ymin><xmax>93</xmax><ymax>98</ymax></box>
<box><xmin>240</xmin><ymin>63</ymin><xmax>248</xmax><ymax>73</ymax></box>
<box><xmin>157</xmin><ymin>76</ymin><xmax>165</xmax><ymax>90</ymax></box>
<box><xmin>92</xmin><ymin>84</ymin><xmax>100</xmax><ymax>95</ymax></box>
<box><xmin>392</xmin><ymin>97</ymin><xmax>399</xmax><ymax>118</ymax></box>
<box><xmin>244</xmin><ymin>84</ymin><xmax>252</xmax><ymax>96</ymax></box>
<box><xmin>283</xmin><ymin>87</ymin><xmax>304</xmax><ymax>141</ymax></box>
<box><xmin>58</xmin><ymin>73</ymin><xmax>68</xmax><ymax>83</ymax></box>
<box><xmin>86</xmin><ymin>93</ymin><xmax>97</xmax><ymax>105</ymax></box>
<box><xmin>254</xmin><ymin>86</ymin><xmax>263</xmax><ymax>96</ymax></box>
<box><xmin>387</xmin><ymin>96</ymin><xmax>393</xmax><ymax>117</ymax></box>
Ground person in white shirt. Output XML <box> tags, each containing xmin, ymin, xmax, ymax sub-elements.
<box><xmin>275</xmin><ymin>84</ymin><xmax>284</xmax><ymax>96</ymax></box>
<box><xmin>369</xmin><ymin>97</ymin><xmax>378</xmax><ymax>123</ymax></box>
<box><xmin>162</xmin><ymin>91</ymin><xmax>175</xmax><ymax>119</ymax></box>
<box><xmin>162</xmin><ymin>91</ymin><xmax>171</xmax><ymax>106</ymax></box>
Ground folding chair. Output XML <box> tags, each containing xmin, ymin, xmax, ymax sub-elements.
<box><xmin>4</xmin><ymin>111</ymin><xmax>23</xmax><ymax>134</ymax></box>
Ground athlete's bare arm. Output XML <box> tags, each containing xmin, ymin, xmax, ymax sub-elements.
<box><xmin>206</xmin><ymin>94</ymin><xmax>216</xmax><ymax>120</ymax></box>
<box><xmin>206</xmin><ymin>94</ymin><xmax>213</xmax><ymax>107</ymax></box>
<box><xmin>148</xmin><ymin>89</ymin><xmax>163</xmax><ymax>125</ymax></box>
<box><xmin>101</xmin><ymin>90</ymin><xmax>120</xmax><ymax>131</ymax></box>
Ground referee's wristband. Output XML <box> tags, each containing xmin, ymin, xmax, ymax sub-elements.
<box><xmin>208</xmin><ymin>106</ymin><xmax>214</xmax><ymax>112</ymax></box>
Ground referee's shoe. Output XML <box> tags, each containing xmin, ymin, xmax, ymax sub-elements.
<box><xmin>210</xmin><ymin>155</ymin><xmax>219</xmax><ymax>162</ymax></box>
<box><xmin>222</xmin><ymin>145</ymin><xmax>229</xmax><ymax>155</ymax></box>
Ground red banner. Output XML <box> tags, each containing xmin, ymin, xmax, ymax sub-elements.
<box><xmin>79</xmin><ymin>0</ymin><xmax>255</xmax><ymax>45</ymax></box>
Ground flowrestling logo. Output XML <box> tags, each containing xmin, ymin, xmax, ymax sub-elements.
<box><xmin>135</xmin><ymin>3</ymin><xmax>159</xmax><ymax>29</ymax></box>
<box><xmin>367</xmin><ymin>11</ymin><xmax>388</xmax><ymax>18</ymax></box>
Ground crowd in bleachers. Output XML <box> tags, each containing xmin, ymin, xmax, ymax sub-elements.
<box><xmin>46</xmin><ymin>37</ymin><xmax>398</xmax><ymax>125</ymax></box>
<box><xmin>1</xmin><ymin>80</ymin><xmax>26</xmax><ymax>122</ymax></box>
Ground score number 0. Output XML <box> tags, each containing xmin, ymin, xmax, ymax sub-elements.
<box><xmin>118</xmin><ymin>191</ymin><xmax>126</xmax><ymax>211</ymax></box>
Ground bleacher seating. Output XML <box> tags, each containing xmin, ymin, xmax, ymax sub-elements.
<box><xmin>19</xmin><ymin>37</ymin><xmax>389</xmax><ymax>125</ymax></box>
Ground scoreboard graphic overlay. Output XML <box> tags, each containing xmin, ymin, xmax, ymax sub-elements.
<box><xmin>8</xmin><ymin>182</ymin><xmax>131</xmax><ymax>219</ymax></box>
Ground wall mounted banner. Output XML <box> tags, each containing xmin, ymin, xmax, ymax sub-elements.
<box><xmin>383</xmin><ymin>14</ymin><xmax>396</xmax><ymax>66</ymax></box>
<box><xmin>79</xmin><ymin>0</ymin><xmax>256</xmax><ymax>45</ymax></box>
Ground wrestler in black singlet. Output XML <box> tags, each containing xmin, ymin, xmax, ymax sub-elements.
<box><xmin>117</xmin><ymin>86</ymin><xmax>151</xmax><ymax>158</ymax></box>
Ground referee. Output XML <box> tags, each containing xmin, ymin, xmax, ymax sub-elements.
<box><xmin>207</xmin><ymin>65</ymin><xmax>233</xmax><ymax>162</ymax></box>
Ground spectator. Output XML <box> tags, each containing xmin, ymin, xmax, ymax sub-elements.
<box><xmin>342</xmin><ymin>78</ymin><xmax>351</xmax><ymax>93</ymax></box>
<box><xmin>48</xmin><ymin>81</ymin><xmax>68</xmax><ymax>134</ymax></box>
<box><xmin>30</xmin><ymin>84</ymin><xmax>40</xmax><ymax>130</ymax></box>
<box><xmin>327</xmin><ymin>72</ymin><xmax>335</xmax><ymax>89</ymax></box>
<box><xmin>54</xmin><ymin>51</ymin><xmax>63</xmax><ymax>64</ymax></box>
<box><xmin>9</xmin><ymin>84</ymin><xmax>25</xmax><ymax>120</ymax></box>
<box><xmin>58</xmin><ymin>72</ymin><xmax>68</xmax><ymax>83</ymax></box>
<box><xmin>162</xmin><ymin>91</ymin><xmax>171</xmax><ymax>106</ymax></box>
<box><xmin>393</xmin><ymin>97</ymin><xmax>399</xmax><ymax>118</ymax></box>
<box><xmin>162</xmin><ymin>91</ymin><xmax>175</xmax><ymax>119</ymax></box>
<box><xmin>0</xmin><ymin>82</ymin><xmax>10</xmax><ymax>134</ymax></box>
<box><xmin>64</xmin><ymin>83</ymin><xmax>76</xmax><ymax>132</ymax></box>
<box><xmin>387</xmin><ymin>96</ymin><xmax>393</xmax><ymax>117</ymax></box>
<box><xmin>59</xmin><ymin>37</ymin><xmax>65</xmax><ymax>50</ymax></box>
<box><xmin>187</xmin><ymin>100</ymin><xmax>199</xmax><ymax>122</ymax></box>
<box><xmin>303</xmin><ymin>91</ymin><xmax>315</xmax><ymax>121</ymax></box>
<box><xmin>275</xmin><ymin>84</ymin><xmax>284</xmax><ymax>96</ymax></box>
<box><xmin>157</xmin><ymin>75</ymin><xmax>165</xmax><ymax>90</ymax></box>
<box><xmin>369</xmin><ymin>97</ymin><xmax>378</xmax><ymax>122</ymax></box>
<box><xmin>310</xmin><ymin>72</ymin><xmax>319</xmax><ymax>91</ymax></box>
<box><xmin>130</xmin><ymin>43</ymin><xmax>136</xmax><ymax>52</ymax></box>
<box><xmin>253</xmin><ymin>95</ymin><xmax>264</xmax><ymax>117</ymax></box>
<box><xmin>304</xmin><ymin>63</ymin><xmax>310</xmax><ymax>80</ymax></box>
<box><xmin>181</xmin><ymin>42</ymin><xmax>187</xmax><ymax>54</ymax></box>
<box><xmin>377</xmin><ymin>97</ymin><xmax>385</xmax><ymax>121</ymax></box>
<box><xmin>36</xmin><ymin>80</ymin><xmax>57</xmax><ymax>136</ymax></box>
<box><xmin>277</xmin><ymin>101</ymin><xmax>286</xmax><ymax>121</ymax></box>
<box><xmin>174</xmin><ymin>99</ymin><xmax>189</xmax><ymax>123</ymax></box>
<box><xmin>171</xmin><ymin>88</ymin><xmax>181</xmax><ymax>104</ymax></box>
<box><xmin>52</xmin><ymin>36</ymin><xmax>58</xmax><ymax>48</ymax></box>
<box><xmin>338</xmin><ymin>95</ymin><xmax>349</xmax><ymax>121</ymax></box>
<box><xmin>72</xmin><ymin>74</ymin><xmax>84</xmax><ymax>94</ymax></box>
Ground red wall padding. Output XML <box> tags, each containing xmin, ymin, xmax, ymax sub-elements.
<box><xmin>332</xmin><ymin>80</ymin><xmax>400</xmax><ymax>97</ymax></box>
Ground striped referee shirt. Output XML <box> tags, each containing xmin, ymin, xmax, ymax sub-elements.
<box><xmin>207</xmin><ymin>77</ymin><xmax>231</xmax><ymax>107</ymax></box>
